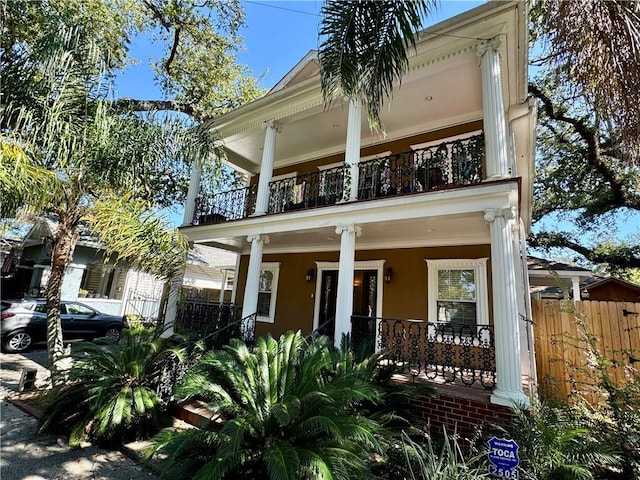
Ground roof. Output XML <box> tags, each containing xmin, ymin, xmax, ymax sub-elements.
<box><xmin>527</xmin><ymin>256</ymin><xmax>592</xmax><ymax>276</ymax></box>
<box><xmin>585</xmin><ymin>276</ymin><xmax>640</xmax><ymax>292</ymax></box>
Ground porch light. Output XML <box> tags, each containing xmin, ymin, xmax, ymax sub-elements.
<box><xmin>305</xmin><ymin>269</ymin><xmax>315</xmax><ymax>283</ymax></box>
<box><xmin>384</xmin><ymin>267</ymin><xmax>393</xmax><ymax>284</ymax></box>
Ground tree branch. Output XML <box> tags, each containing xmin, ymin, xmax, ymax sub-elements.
<box><xmin>529</xmin><ymin>232</ymin><xmax>640</xmax><ymax>269</ymax></box>
<box><xmin>109</xmin><ymin>98</ymin><xmax>208</xmax><ymax>122</ymax></box>
<box><xmin>529</xmin><ymin>83</ymin><xmax>631</xmax><ymax>209</ymax></box>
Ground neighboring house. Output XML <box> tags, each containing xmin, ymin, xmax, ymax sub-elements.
<box><xmin>527</xmin><ymin>256</ymin><xmax>640</xmax><ymax>302</ymax></box>
<box><xmin>583</xmin><ymin>277</ymin><xmax>640</xmax><ymax>302</ymax></box>
<box><xmin>1</xmin><ymin>217</ymin><xmax>237</xmax><ymax>318</ymax></box>
<box><xmin>179</xmin><ymin>0</ymin><xmax>536</xmax><ymax>414</ymax></box>
<box><xmin>527</xmin><ymin>256</ymin><xmax>593</xmax><ymax>301</ymax></box>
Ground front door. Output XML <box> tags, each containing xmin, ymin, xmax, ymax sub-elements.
<box><xmin>317</xmin><ymin>270</ymin><xmax>338</xmax><ymax>338</ymax></box>
<box><xmin>317</xmin><ymin>269</ymin><xmax>378</xmax><ymax>343</ymax></box>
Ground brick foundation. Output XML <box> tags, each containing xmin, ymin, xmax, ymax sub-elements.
<box><xmin>409</xmin><ymin>387</ymin><xmax>514</xmax><ymax>439</ymax></box>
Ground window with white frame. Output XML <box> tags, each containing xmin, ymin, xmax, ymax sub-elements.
<box><xmin>425</xmin><ymin>259</ymin><xmax>489</xmax><ymax>329</ymax></box>
<box><xmin>257</xmin><ymin>262</ymin><xmax>280</xmax><ymax>323</ymax></box>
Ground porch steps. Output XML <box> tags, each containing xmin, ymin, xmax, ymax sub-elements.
<box><xmin>171</xmin><ymin>399</ymin><xmax>225</xmax><ymax>430</ymax></box>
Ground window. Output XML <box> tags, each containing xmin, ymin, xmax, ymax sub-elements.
<box><xmin>257</xmin><ymin>262</ymin><xmax>280</xmax><ymax>323</ymax></box>
<box><xmin>426</xmin><ymin>259</ymin><xmax>489</xmax><ymax>329</ymax></box>
<box><xmin>65</xmin><ymin>303</ymin><xmax>95</xmax><ymax>316</ymax></box>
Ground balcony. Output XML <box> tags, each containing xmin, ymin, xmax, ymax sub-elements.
<box><xmin>193</xmin><ymin>134</ymin><xmax>484</xmax><ymax>226</ymax></box>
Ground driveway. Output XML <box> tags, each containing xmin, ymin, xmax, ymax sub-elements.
<box><xmin>1</xmin><ymin>348</ymin><xmax>158</xmax><ymax>480</ymax></box>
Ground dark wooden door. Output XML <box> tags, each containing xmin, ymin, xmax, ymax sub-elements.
<box><xmin>318</xmin><ymin>270</ymin><xmax>338</xmax><ymax>338</ymax></box>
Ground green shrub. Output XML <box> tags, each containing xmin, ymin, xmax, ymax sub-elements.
<box><xmin>149</xmin><ymin>331</ymin><xmax>385</xmax><ymax>480</ymax></box>
<box><xmin>38</xmin><ymin>329</ymin><xmax>185</xmax><ymax>447</ymax></box>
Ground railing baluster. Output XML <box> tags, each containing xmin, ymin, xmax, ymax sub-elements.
<box><xmin>351</xmin><ymin>314</ymin><xmax>496</xmax><ymax>390</ymax></box>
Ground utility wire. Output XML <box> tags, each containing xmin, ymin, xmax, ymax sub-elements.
<box><xmin>243</xmin><ymin>1</ymin><xmax>321</xmax><ymax>17</ymax></box>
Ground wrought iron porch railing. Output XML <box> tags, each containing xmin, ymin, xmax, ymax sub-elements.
<box><xmin>194</xmin><ymin>184</ymin><xmax>258</xmax><ymax>225</ymax></box>
<box><xmin>155</xmin><ymin>311</ymin><xmax>257</xmax><ymax>402</ymax></box>
<box><xmin>193</xmin><ymin>134</ymin><xmax>484</xmax><ymax>225</ymax></box>
<box><xmin>357</xmin><ymin>134</ymin><xmax>484</xmax><ymax>199</ymax></box>
<box><xmin>351</xmin><ymin>315</ymin><xmax>496</xmax><ymax>390</ymax></box>
<box><xmin>176</xmin><ymin>301</ymin><xmax>243</xmax><ymax>338</ymax></box>
<box><xmin>267</xmin><ymin>165</ymin><xmax>346</xmax><ymax>214</ymax></box>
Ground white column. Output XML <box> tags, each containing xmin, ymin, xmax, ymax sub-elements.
<box><xmin>219</xmin><ymin>270</ymin><xmax>228</xmax><ymax>303</ymax></box>
<box><xmin>254</xmin><ymin>121</ymin><xmax>281</xmax><ymax>215</ymax></box>
<box><xmin>344</xmin><ymin>98</ymin><xmax>362</xmax><ymax>201</ymax></box>
<box><xmin>484</xmin><ymin>208</ymin><xmax>529</xmax><ymax>408</ymax></box>
<box><xmin>242</xmin><ymin>234</ymin><xmax>268</xmax><ymax>318</ymax></box>
<box><xmin>571</xmin><ymin>276</ymin><xmax>581</xmax><ymax>301</ymax></box>
<box><xmin>334</xmin><ymin>224</ymin><xmax>361</xmax><ymax>347</ymax></box>
<box><xmin>478</xmin><ymin>38</ymin><xmax>510</xmax><ymax>179</ymax></box>
<box><xmin>182</xmin><ymin>158</ymin><xmax>202</xmax><ymax>226</ymax></box>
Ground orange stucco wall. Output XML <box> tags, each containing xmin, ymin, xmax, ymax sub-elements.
<box><xmin>235</xmin><ymin>244</ymin><xmax>493</xmax><ymax>339</ymax></box>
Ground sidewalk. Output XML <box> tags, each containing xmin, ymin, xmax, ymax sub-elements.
<box><xmin>1</xmin><ymin>349</ymin><xmax>159</xmax><ymax>480</ymax></box>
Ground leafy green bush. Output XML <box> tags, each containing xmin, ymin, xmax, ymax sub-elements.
<box><xmin>149</xmin><ymin>331</ymin><xmax>386</xmax><ymax>480</ymax></box>
<box><xmin>501</xmin><ymin>400</ymin><xmax>621</xmax><ymax>480</ymax></box>
<box><xmin>38</xmin><ymin>329</ymin><xmax>184</xmax><ymax>447</ymax></box>
<box><xmin>400</xmin><ymin>429</ymin><xmax>489</xmax><ymax>480</ymax></box>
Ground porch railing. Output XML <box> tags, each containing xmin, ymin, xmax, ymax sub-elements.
<box><xmin>193</xmin><ymin>133</ymin><xmax>484</xmax><ymax>225</ymax></box>
<box><xmin>176</xmin><ymin>300</ymin><xmax>243</xmax><ymax>338</ymax></box>
<box><xmin>351</xmin><ymin>315</ymin><xmax>496</xmax><ymax>390</ymax></box>
<box><xmin>156</xmin><ymin>311</ymin><xmax>257</xmax><ymax>402</ymax></box>
<box><xmin>357</xmin><ymin>134</ymin><xmax>484</xmax><ymax>199</ymax></box>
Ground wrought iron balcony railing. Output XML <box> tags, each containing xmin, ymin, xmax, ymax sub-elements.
<box><xmin>351</xmin><ymin>314</ymin><xmax>496</xmax><ymax>389</ymax></box>
<box><xmin>357</xmin><ymin>134</ymin><xmax>484</xmax><ymax>199</ymax></box>
<box><xmin>193</xmin><ymin>134</ymin><xmax>484</xmax><ymax>225</ymax></box>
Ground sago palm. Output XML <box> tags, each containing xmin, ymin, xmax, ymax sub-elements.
<box><xmin>38</xmin><ymin>329</ymin><xmax>185</xmax><ymax>447</ymax></box>
<box><xmin>150</xmin><ymin>331</ymin><xmax>384</xmax><ymax>480</ymax></box>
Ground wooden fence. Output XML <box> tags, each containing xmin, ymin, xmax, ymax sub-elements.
<box><xmin>532</xmin><ymin>299</ymin><xmax>640</xmax><ymax>403</ymax></box>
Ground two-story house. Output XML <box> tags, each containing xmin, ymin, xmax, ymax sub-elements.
<box><xmin>179</xmin><ymin>0</ymin><xmax>536</xmax><ymax>418</ymax></box>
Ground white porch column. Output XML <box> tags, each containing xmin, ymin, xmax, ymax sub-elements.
<box><xmin>344</xmin><ymin>98</ymin><xmax>362</xmax><ymax>201</ymax></box>
<box><xmin>334</xmin><ymin>224</ymin><xmax>361</xmax><ymax>347</ymax></box>
<box><xmin>478</xmin><ymin>38</ymin><xmax>510</xmax><ymax>179</ymax></box>
<box><xmin>484</xmin><ymin>208</ymin><xmax>529</xmax><ymax>408</ymax></box>
<box><xmin>182</xmin><ymin>158</ymin><xmax>202</xmax><ymax>226</ymax></box>
<box><xmin>254</xmin><ymin>121</ymin><xmax>281</xmax><ymax>215</ymax></box>
<box><xmin>242</xmin><ymin>234</ymin><xmax>268</xmax><ymax>318</ymax></box>
<box><xmin>571</xmin><ymin>276</ymin><xmax>581</xmax><ymax>301</ymax></box>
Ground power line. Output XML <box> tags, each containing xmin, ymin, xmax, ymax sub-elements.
<box><xmin>243</xmin><ymin>1</ymin><xmax>321</xmax><ymax>18</ymax></box>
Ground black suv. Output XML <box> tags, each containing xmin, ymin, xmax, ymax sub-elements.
<box><xmin>1</xmin><ymin>299</ymin><xmax>128</xmax><ymax>353</ymax></box>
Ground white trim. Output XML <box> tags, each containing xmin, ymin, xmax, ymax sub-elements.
<box><xmin>312</xmin><ymin>260</ymin><xmax>386</xmax><ymax>331</ymax></box>
<box><xmin>317</xmin><ymin>161</ymin><xmax>344</xmax><ymax>171</ymax></box>
<box><xmin>410</xmin><ymin>130</ymin><xmax>482</xmax><ymax>150</ymax></box>
<box><xmin>360</xmin><ymin>151</ymin><xmax>392</xmax><ymax>162</ymax></box>
<box><xmin>257</xmin><ymin>261</ymin><xmax>280</xmax><ymax>323</ymax></box>
<box><xmin>271</xmin><ymin>171</ymin><xmax>297</xmax><ymax>181</ymax></box>
<box><xmin>425</xmin><ymin>258</ymin><xmax>489</xmax><ymax>326</ymax></box>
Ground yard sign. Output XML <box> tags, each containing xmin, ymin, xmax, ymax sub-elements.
<box><xmin>488</xmin><ymin>437</ymin><xmax>519</xmax><ymax>479</ymax></box>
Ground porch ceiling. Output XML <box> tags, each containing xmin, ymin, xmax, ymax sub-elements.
<box><xmin>197</xmin><ymin>212</ymin><xmax>490</xmax><ymax>255</ymax></box>
<box><xmin>220</xmin><ymin>51</ymin><xmax>483</xmax><ymax>172</ymax></box>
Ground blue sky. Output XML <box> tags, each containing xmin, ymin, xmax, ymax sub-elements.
<box><xmin>115</xmin><ymin>1</ymin><xmax>484</xmax><ymax>97</ymax></box>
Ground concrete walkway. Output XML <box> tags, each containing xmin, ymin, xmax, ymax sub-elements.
<box><xmin>1</xmin><ymin>349</ymin><xmax>159</xmax><ymax>480</ymax></box>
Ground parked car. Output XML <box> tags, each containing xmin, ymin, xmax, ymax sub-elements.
<box><xmin>1</xmin><ymin>299</ymin><xmax>128</xmax><ymax>353</ymax></box>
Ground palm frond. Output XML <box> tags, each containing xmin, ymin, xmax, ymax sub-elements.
<box><xmin>319</xmin><ymin>0</ymin><xmax>437</xmax><ymax>130</ymax></box>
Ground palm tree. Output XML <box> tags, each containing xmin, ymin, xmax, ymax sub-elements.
<box><xmin>0</xmin><ymin>26</ymin><xmax>202</xmax><ymax>377</ymax></box>
<box><xmin>318</xmin><ymin>0</ymin><xmax>437</xmax><ymax>130</ymax></box>
<box><xmin>149</xmin><ymin>331</ymin><xmax>385</xmax><ymax>480</ymax></box>
<box><xmin>38</xmin><ymin>329</ymin><xmax>185</xmax><ymax>446</ymax></box>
